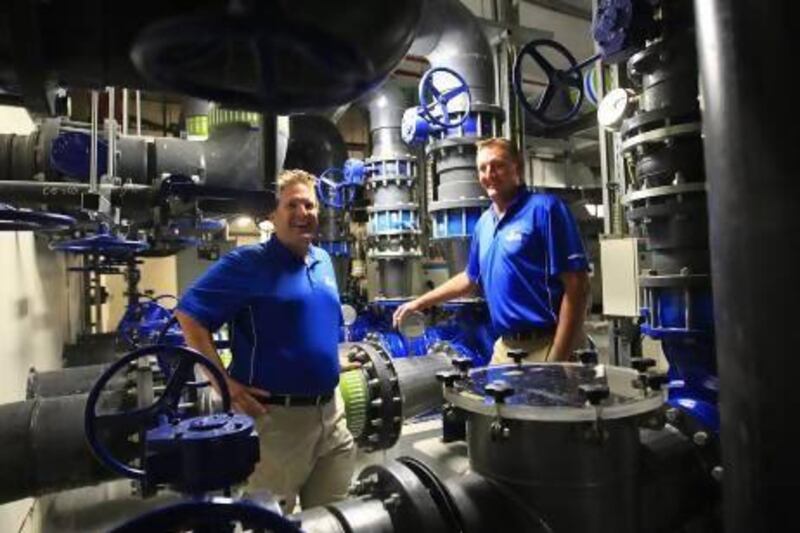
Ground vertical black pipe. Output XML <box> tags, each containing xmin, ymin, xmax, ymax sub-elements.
<box><xmin>695</xmin><ymin>2</ymin><xmax>800</xmax><ymax>531</ymax></box>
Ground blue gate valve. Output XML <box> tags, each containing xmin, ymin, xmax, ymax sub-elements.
<box><xmin>84</xmin><ymin>344</ymin><xmax>258</xmax><ymax>493</ymax></box>
<box><xmin>402</xmin><ymin>67</ymin><xmax>472</xmax><ymax>144</ymax></box>
<box><xmin>117</xmin><ymin>295</ymin><xmax>180</xmax><ymax>348</ymax></box>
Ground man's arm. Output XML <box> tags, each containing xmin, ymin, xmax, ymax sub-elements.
<box><xmin>175</xmin><ymin>310</ymin><xmax>270</xmax><ymax>416</ymax></box>
<box><xmin>548</xmin><ymin>271</ymin><xmax>590</xmax><ymax>362</ymax></box>
<box><xmin>392</xmin><ymin>272</ymin><xmax>478</xmax><ymax>328</ymax></box>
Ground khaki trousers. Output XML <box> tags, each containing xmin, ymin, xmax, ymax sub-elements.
<box><xmin>490</xmin><ymin>333</ymin><xmax>556</xmax><ymax>365</ymax></box>
<box><xmin>246</xmin><ymin>389</ymin><xmax>355</xmax><ymax>513</ymax></box>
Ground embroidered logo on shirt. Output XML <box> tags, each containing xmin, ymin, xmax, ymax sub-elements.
<box><xmin>506</xmin><ymin>230</ymin><xmax>524</xmax><ymax>242</ymax></box>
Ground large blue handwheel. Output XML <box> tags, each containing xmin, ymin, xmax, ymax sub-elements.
<box><xmin>513</xmin><ymin>39</ymin><xmax>585</xmax><ymax>125</ymax></box>
<box><xmin>316</xmin><ymin>167</ymin><xmax>347</xmax><ymax>209</ymax></box>
<box><xmin>84</xmin><ymin>344</ymin><xmax>231</xmax><ymax>479</ymax></box>
<box><xmin>0</xmin><ymin>203</ymin><xmax>76</xmax><ymax>232</ymax></box>
<box><xmin>418</xmin><ymin>67</ymin><xmax>472</xmax><ymax>128</ymax></box>
<box><xmin>51</xmin><ymin>224</ymin><xmax>150</xmax><ymax>256</ymax></box>
<box><xmin>111</xmin><ymin>497</ymin><xmax>300</xmax><ymax>533</ymax></box>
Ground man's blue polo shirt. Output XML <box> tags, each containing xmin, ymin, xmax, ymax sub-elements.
<box><xmin>177</xmin><ymin>238</ymin><xmax>341</xmax><ymax>395</ymax></box>
<box><xmin>466</xmin><ymin>187</ymin><xmax>588</xmax><ymax>335</ymax></box>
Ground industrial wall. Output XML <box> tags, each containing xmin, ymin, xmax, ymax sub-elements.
<box><xmin>0</xmin><ymin>107</ymin><xmax>83</xmax><ymax>532</ymax></box>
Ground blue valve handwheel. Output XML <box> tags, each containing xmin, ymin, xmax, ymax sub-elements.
<box><xmin>316</xmin><ymin>167</ymin><xmax>356</xmax><ymax>210</ymax></box>
<box><xmin>0</xmin><ymin>203</ymin><xmax>76</xmax><ymax>232</ymax></box>
<box><xmin>418</xmin><ymin>67</ymin><xmax>472</xmax><ymax>128</ymax></box>
<box><xmin>51</xmin><ymin>224</ymin><xmax>150</xmax><ymax>256</ymax></box>
<box><xmin>111</xmin><ymin>497</ymin><xmax>300</xmax><ymax>533</ymax></box>
<box><xmin>84</xmin><ymin>344</ymin><xmax>231</xmax><ymax>479</ymax></box>
<box><xmin>513</xmin><ymin>39</ymin><xmax>585</xmax><ymax>126</ymax></box>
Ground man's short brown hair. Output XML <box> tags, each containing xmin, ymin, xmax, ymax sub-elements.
<box><xmin>476</xmin><ymin>137</ymin><xmax>523</xmax><ymax>167</ymax></box>
<box><xmin>276</xmin><ymin>169</ymin><xmax>318</xmax><ymax>204</ymax></box>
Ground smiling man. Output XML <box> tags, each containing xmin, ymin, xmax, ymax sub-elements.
<box><xmin>394</xmin><ymin>138</ymin><xmax>590</xmax><ymax>363</ymax></box>
<box><xmin>175</xmin><ymin>169</ymin><xmax>354</xmax><ymax>512</ymax></box>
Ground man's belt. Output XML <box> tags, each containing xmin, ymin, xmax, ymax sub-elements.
<box><xmin>258</xmin><ymin>391</ymin><xmax>334</xmax><ymax>407</ymax></box>
<box><xmin>502</xmin><ymin>327</ymin><xmax>555</xmax><ymax>343</ymax></box>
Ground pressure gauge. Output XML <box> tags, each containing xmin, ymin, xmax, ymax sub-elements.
<box><xmin>597</xmin><ymin>88</ymin><xmax>636</xmax><ymax>131</ymax></box>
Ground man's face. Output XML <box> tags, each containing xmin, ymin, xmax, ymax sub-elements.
<box><xmin>477</xmin><ymin>145</ymin><xmax>522</xmax><ymax>204</ymax></box>
<box><xmin>271</xmin><ymin>182</ymin><xmax>318</xmax><ymax>252</ymax></box>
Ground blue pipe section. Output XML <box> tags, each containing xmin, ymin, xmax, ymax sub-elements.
<box><xmin>642</xmin><ymin>288</ymin><xmax>719</xmax><ymax>433</ymax></box>
<box><xmin>345</xmin><ymin>300</ymin><xmax>496</xmax><ymax>367</ymax></box>
<box><xmin>50</xmin><ymin>130</ymin><xmax>108</xmax><ymax>179</ymax></box>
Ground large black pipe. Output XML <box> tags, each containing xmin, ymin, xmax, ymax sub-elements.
<box><xmin>0</xmin><ymin>394</ymin><xmax>130</xmax><ymax>504</ymax></box>
<box><xmin>0</xmin><ymin>1</ymin><xmax>423</xmax><ymax>113</ymax></box>
<box><xmin>695</xmin><ymin>2</ymin><xmax>800</xmax><ymax>531</ymax></box>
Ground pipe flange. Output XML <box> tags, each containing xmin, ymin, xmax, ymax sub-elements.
<box><xmin>367</xmin><ymin>249</ymin><xmax>423</xmax><ymax>260</ymax></box>
<box><xmin>425</xmin><ymin>136</ymin><xmax>481</xmax><ymax>158</ymax></box>
<box><xmin>366</xmin><ymin>204</ymin><xmax>419</xmax><ymax>213</ymax></box>
<box><xmin>621</xmin><ymin>122</ymin><xmax>701</xmax><ymax>153</ymax></box>
<box><xmin>621</xmin><ymin>182</ymin><xmax>706</xmax><ymax>205</ymax></box>
<box><xmin>639</xmin><ymin>273</ymin><xmax>711</xmax><ymax>288</ymax></box>
<box><xmin>427</xmin><ymin>104</ymin><xmax>505</xmax><ymax>144</ymax></box>
<box><xmin>364</xmin><ymin>157</ymin><xmax>419</xmax><ymax>181</ymax></box>
<box><xmin>339</xmin><ymin>342</ymin><xmax>403</xmax><ymax>452</ymax></box>
<box><xmin>367</xmin><ymin>233</ymin><xmax>421</xmax><ymax>244</ymax></box>
<box><xmin>354</xmin><ymin>460</ymin><xmax>450</xmax><ymax>531</ymax></box>
<box><xmin>365</xmin><ymin>176</ymin><xmax>417</xmax><ymax>190</ymax></box>
<box><xmin>429</xmin><ymin>198</ymin><xmax>489</xmax><ymax>212</ymax></box>
<box><xmin>365</xmin><ymin>154</ymin><xmax>418</xmax><ymax>165</ymax></box>
<box><xmin>626</xmin><ymin>196</ymin><xmax>707</xmax><ymax>222</ymax></box>
<box><xmin>621</xmin><ymin>105</ymin><xmax>699</xmax><ymax>138</ymax></box>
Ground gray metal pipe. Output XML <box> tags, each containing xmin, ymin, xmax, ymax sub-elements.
<box><xmin>365</xmin><ymin>80</ymin><xmax>410</xmax><ymax>159</ymax></box>
<box><xmin>1</xmin><ymin>119</ymin><xmax>283</xmax><ymax>191</ymax></box>
<box><xmin>0</xmin><ymin>180</ymin><xmax>155</xmax><ymax>210</ymax></box>
<box><xmin>393</xmin><ymin>351</ymin><xmax>452</xmax><ymax>419</ymax></box>
<box><xmin>26</xmin><ymin>364</ymin><xmax>129</xmax><ymax>399</ymax></box>
<box><xmin>409</xmin><ymin>0</ymin><xmax>496</xmax><ymax>105</ymax></box>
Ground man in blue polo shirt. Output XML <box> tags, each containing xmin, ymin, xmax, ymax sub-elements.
<box><xmin>394</xmin><ymin>138</ymin><xmax>589</xmax><ymax>363</ymax></box>
<box><xmin>175</xmin><ymin>169</ymin><xmax>354</xmax><ymax>512</ymax></box>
